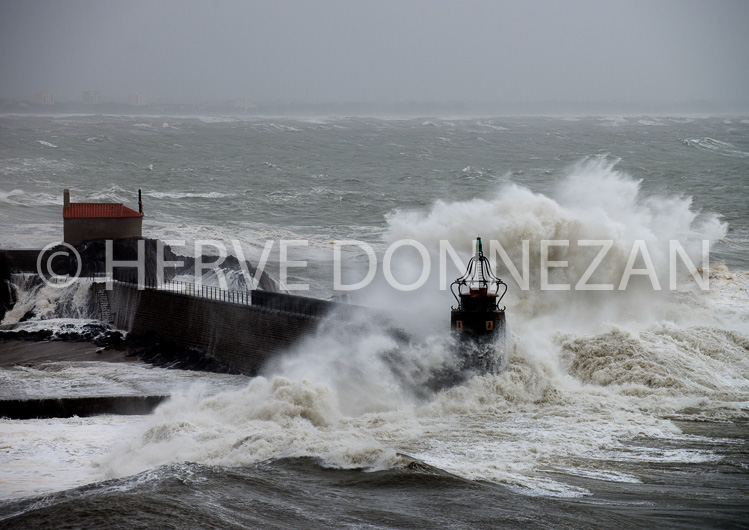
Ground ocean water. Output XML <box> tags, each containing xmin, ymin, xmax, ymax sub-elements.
<box><xmin>1</xmin><ymin>114</ymin><xmax>749</xmax><ymax>527</ymax></box>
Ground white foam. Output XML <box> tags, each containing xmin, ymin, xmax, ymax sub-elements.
<box><xmin>99</xmin><ymin>378</ymin><xmax>403</xmax><ymax>480</ymax></box>
<box><xmin>2</xmin><ymin>276</ymin><xmax>94</xmax><ymax>325</ymax></box>
<box><xmin>95</xmin><ymin>250</ymin><xmax>747</xmax><ymax>495</ymax></box>
<box><xmin>0</xmin><ymin>189</ymin><xmax>60</xmax><ymax>206</ymax></box>
<box><xmin>381</xmin><ymin>157</ymin><xmax>726</xmax><ymax>331</ymax></box>
<box><xmin>9</xmin><ymin>269</ymin><xmax>747</xmax><ymax>501</ymax></box>
<box><xmin>682</xmin><ymin>137</ymin><xmax>749</xmax><ymax>158</ymax></box>
<box><xmin>145</xmin><ymin>191</ymin><xmax>233</xmax><ymax>200</ymax></box>
<box><xmin>0</xmin><ymin>416</ymin><xmax>140</xmax><ymax>500</ymax></box>
<box><xmin>0</xmin><ymin>157</ymin><xmax>74</xmax><ymax>179</ymax></box>
<box><xmin>475</xmin><ymin>121</ymin><xmax>508</xmax><ymax>130</ymax></box>
<box><xmin>598</xmin><ymin>116</ymin><xmax>627</xmax><ymax>127</ymax></box>
<box><xmin>3</xmin><ymin>150</ymin><xmax>746</xmax><ymax>502</ymax></box>
<box><xmin>0</xmin><ymin>361</ymin><xmax>248</xmax><ymax>400</ymax></box>
<box><xmin>96</xmin><ymin>333</ymin><xmax>739</xmax><ymax>499</ymax></box>
<box><xmin>0</xmin><ymin>189</ymin><xmax>25</xmax><ymax>203</ymax></box>
<box><xmin>256</xmin><ymin>122</ymin><xmax>303</xmax><ymax>132</ymax></box>
<box><xmin>197</xmin><ymin>116</ymin><xmax>239</xmax><ymax>123</ymax></box>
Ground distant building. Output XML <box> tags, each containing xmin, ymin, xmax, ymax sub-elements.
<box><xmin>63</xmin><ymin>189</ymin><xmax>144</xmax><ymax>246</ymax></box>
<box><xmin>82</xmin><ymin>90</ymin><xmax>101</xmax><ymax>104</ymax></box>
<box><xmin>35</xmin><ymin>91</ymin><xmax>55</xmax><ymax>105</ymax></box>
<box><xmin>129</xmin><ymin>93</ymin><xmax>145</xmax><ymax>106</ymax></box>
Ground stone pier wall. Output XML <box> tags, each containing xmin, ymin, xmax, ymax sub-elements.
<box><xmin>3</xmin><ymin>248</ymin><xmax>359</xmax><ymax>376</ymax></box>
<box><xmin>105</xmin><ymin>282</ymin><xmax>325</xmax><ymax>375</ymax></box>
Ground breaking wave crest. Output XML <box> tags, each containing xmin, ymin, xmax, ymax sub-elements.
<box><xmin>2</xmin><ymin>275</ymin><xmax>95</xmax><ymax>325</ymax></box>
<box><xmin>100</xmin><ymin>377</ymin><xmax>403</xmax><ymax>480</ymax></box>
<box><xmin>145</xmin><ymin>191</ymin><xmax>234</xmax><ymax>200</ymax></box>
<box><xmin>382</xmin><ymin>157</ymin><xmax>726</xmax><ymax>326</ymax></box>
<box><xmin>682</xmin><ymin>137</ymin><xmax>749</xmax><ymax>158</ymax></box>
<box><xmin>0</xmin><ymin>188</ymin><xmax>61</xmax><ymax>206</ymax></box>
<box><xmin>100</xmin><ymin>158</ymin><xmax>747</xmax><ymax>496</ymax></box>
<box><xmin>558</xmin><ymin>325</ymin><xmax>749</xmax><ymax>398</ymax></box>
<box><xmin>101</xmin><ymin>307</ymin><xmax>748</xmax><ymax>496</ymax></box>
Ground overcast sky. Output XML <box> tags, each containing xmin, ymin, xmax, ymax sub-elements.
<box><xmin>1</xmin><ymin>0</ymin><xmax>748</xmax><ymax>106</ymax></box>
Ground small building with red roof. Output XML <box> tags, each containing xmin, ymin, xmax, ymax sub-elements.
<box><xmin>63</xmin><ymin>189</ymin><xmax>144</xmax><ymax>246</ymax></box>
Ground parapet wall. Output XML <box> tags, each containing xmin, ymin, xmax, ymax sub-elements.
<box><xmin>105</xmin><ymin>282</ymin><xmax>326</xmax><ymax>375</ymax></box>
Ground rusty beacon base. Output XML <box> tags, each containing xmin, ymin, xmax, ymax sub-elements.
<box><xmin>449</xmin><ymin>236</ymin><xmax>507</xmax><ymax>373</ymax></box>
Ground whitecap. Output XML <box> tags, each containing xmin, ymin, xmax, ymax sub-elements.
<box><xmin>145</xmin><ymin>191</ymin><xmax>233</xmax><ymax>200</ymax></box>
<box><xmin>0</xmin><ymin>188</ymin><xmax>25</xmax><ymax>203</ymax></box>
<box><xmin>682</xmin><ymin>137</ymin><xmax>749</xmax><ymax>158</ymax></box>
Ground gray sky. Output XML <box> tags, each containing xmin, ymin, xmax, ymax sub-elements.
<box><xmin>1</xmin><ymin>0</ymin><xmax>748</xmax><ymax>106</ymax></box>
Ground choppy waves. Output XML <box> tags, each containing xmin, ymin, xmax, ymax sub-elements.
<box><xmin>682</xmin><ymin>137</ymin><xmax>749</xmax><ymax>158</ymax></box>
<box><xmin>92</xmin><ymin>158</ymin><xmax>748</xmax><ymax>498</ymax></box>
<box><xmin>2</xmin><ymin>116</ymin><xmax>748</xmax><ymax>504</ymax></box>
<box><xmin>145</xmin><ymin>191</ymin><xmax>234</xmax><ymax>200</ymax></box>
<box><xmin>95</xmin><ymin>281</ymin><xmax>748</xmax><ymax>499</ymax></box>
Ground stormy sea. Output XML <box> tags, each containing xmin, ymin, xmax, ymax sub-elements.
<box><xmin>1</xmin><ymin>114</ymin><xmax>748</xmax><ymax>528</ymax></box>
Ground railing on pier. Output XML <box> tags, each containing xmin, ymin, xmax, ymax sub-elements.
<box><xmin>3</xmin><ymin>248</ymin><xmax>336</xmax><ymax>319</ymax></box>
<box><xmin>102</xmin><ymin>272</ymin><xmax>253</xmax><ymax>307</ymax></box>
<box><xmin>104</xmin><ymin>272</ymin><xmax>333</xmax><ymax>319</ymax></box>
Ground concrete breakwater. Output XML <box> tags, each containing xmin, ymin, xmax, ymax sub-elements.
<box><xmin>1</xmin><ymin>247</ymin><xmax>360</xmax><ymax>376</ymax></box>
<box><xmin>105</xmin><ymin>282</ymin><xmax>347</xmax><ymax>375</ymax></box>
<box><xmin>0</xmin><ymin>395</ymin><xmax>169</xmax><ymax>420</ymax></box>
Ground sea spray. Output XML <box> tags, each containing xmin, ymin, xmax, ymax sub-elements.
<box><xmin>265</xmin><ymin>308</ymin><xmax>472</xmax><ymax>413</ymax></box>
<box><xmin>100</xmin><ymin>320</ymin><xmax>739</xmax><ymax>496</ymax></box>
<box><xmin>376</xmin><ymin>157</ymin><xmax>726</xmax><ymax>329</ymax></box>
<box><xmin>89</xmin><ymin>150</ymin><xmax>748</xmax><ymax>499</ymax></box>
<box><xmin>1</xmin><ymin>274</ymin><xmax>95</xmax><ymax>325</ymax></box>
<box><xmin>100</xmin><ymin>377</ymin><xmax>403</xmax><ymax>480</ymax></box>
<box><xmin>557</xmin><ymin>324</ymin><xmax>749</xmax><ymax>405</ymax></box>
<box><xmin>3</xmin><ymin>115</ymin><xmax>748</xmax><ymax>523</ymax></box>
<box><xmin>99</xmin><ymin>274</ymin><xmax>747</xmax><ymax>495</ymax></box>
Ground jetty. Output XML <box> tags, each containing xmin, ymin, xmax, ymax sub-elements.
<box><xmin>0</xmin><ymin>245</ymin><xmax>355</xmax><ymax>376</ymax></box>
<box><xmin>0</xmin><ymin>242</ymin><xmax>374</xmax><ymax>418</ymax></box>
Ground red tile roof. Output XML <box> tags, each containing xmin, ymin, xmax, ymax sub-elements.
<box><xmin>63</xmin><ymin>203</ymin><xmax>144</xmax><ymax>219</ymax></box>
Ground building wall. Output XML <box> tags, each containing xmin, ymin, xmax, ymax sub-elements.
<box><xmin>64</xmin><ymin>218</ymin><xmax>143</xmax><ymax>246</ymax></box>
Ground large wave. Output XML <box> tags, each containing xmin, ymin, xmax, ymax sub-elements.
<box><xmin>98</xmin><ymin>159</ymin><xmax>748</xmax><ymax>496</ymax></box>
<box><xmin>367</xmin><ymin>158</ymin><xmax>724</xmax><ymax>329</ymax></box>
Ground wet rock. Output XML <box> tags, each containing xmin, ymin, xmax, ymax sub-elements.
<box><xmin>126</xmin><ymin>334</ymin><xmax>235</xmax><ymax>374</ymax></box>
<box><xmin>0</xmin><ymin>395</ymin><xmax>169</xmax><ymax>419</ymax></box>
<box><xmin>0</xmin><ymin>252</ymin><xmax>14</xmax><ymax>322</ymax></box>
<box><xmin>0</xmin><ymin>322</ymin><xmax>126</xmax><ymax>344</ymax></box>
<box><xmin>18</xmin><ymin>310</ymin><xmax>36</xmax><ymax>323</ymax></box>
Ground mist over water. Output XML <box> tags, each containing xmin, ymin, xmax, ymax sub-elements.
<box><xmin>1</xmin><ymin>115</ymin><xmax>748</xmax><ymax>525</ymax></box>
